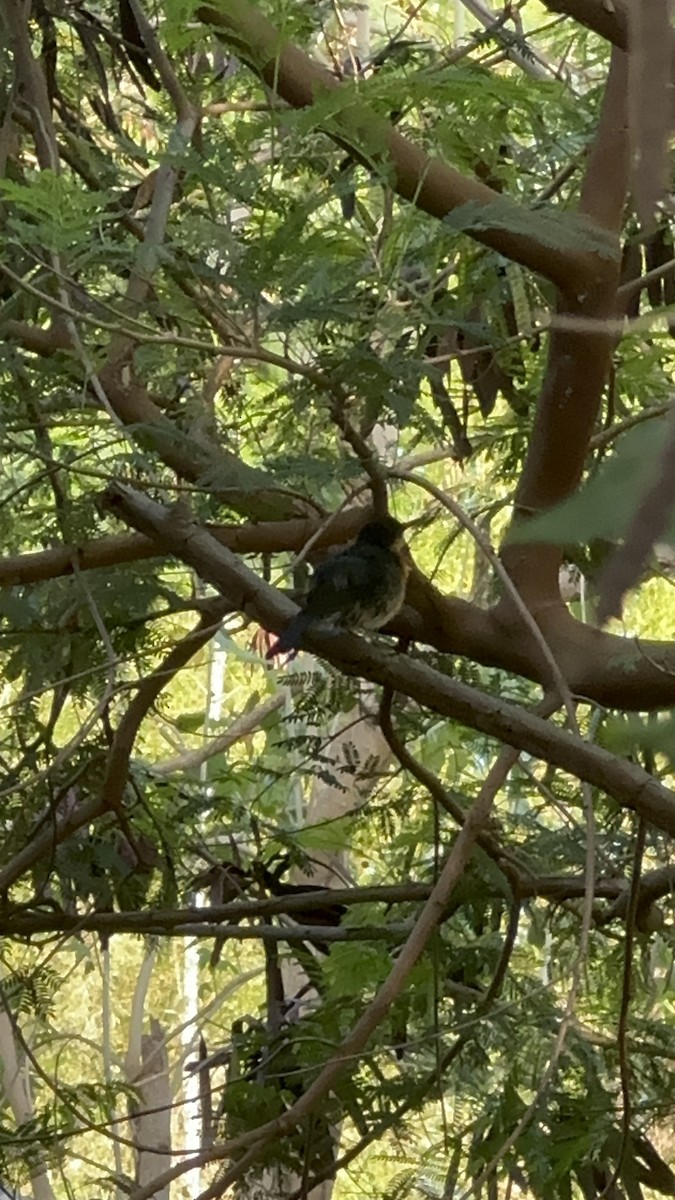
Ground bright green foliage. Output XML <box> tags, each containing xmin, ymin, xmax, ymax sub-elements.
<box><xmin>0</xmin><ymin>1</ymin><xmax>675</xmax><ymax>1198</ymax></box>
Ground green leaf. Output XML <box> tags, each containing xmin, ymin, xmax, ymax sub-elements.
<box><xmin>295</xmin><ymin>816</ymin><xmax>352</xmax><ymax>855</ymax></box>
<box><xmin>174</xmin><ymin>710</ymin><xmax>207</xmax><ymax>733</ymax></box>
<box><xmin>444</xmin><ymin>198</ymin><xmax>620</xmax><ymax>259</ymax></box>
<box><xmin>0</xmin><ymin>171</ymin><xmax>109</xmax><ymax>252</ymax></box>
<box><xmin>513</xmin><ymin>419</ymin><xmax>670</xmax><ymax>544</ymax></box>
<box><xmin>323</xmin><ymin>942</ymin><xmax>392</xmax><ymax>996</ymax></box>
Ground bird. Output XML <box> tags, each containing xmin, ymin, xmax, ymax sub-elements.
<box><xmin>266</xmin><ymin>516</ymin><xmax>410</xmax><ymax>658</ymax></box>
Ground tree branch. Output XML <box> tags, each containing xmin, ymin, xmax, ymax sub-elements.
<box><xmin>4</xmin><ymin>507</ymin><xmax>675</xmax><ymax>708</ymax></box>
<box><xmin>2</xmin><ymin>863</ymin><xmax>668</xmax><ymax>937</ymax></box>
<box><xmin>0</xmin><ymin>602</ymin><xmax>229</xmax><ymax>894</ymax></box>
<box><xmin>0</xmin><ymin>512</ymin><xmax>368</xmax><ymax>586</ymax></box>
<box><xmin>101</xmin><ymin>485</ymin><xmax>675</xmax><ymax>836</ymax></box>
<box><xmin>196</xmin><ymin>1</ymin><xmax>600</xmax><ymax>293</ymax></box>
<box><xmin>129</xmin><ymin>716</ymin><xmax>521</xmax><ymax>1200</ymax></box>
<box><xmin>543</xmin><ymin>0</ymin><xmax>629</xmax><ymax>50</ymax></box>
<box><xmin>100</xmin><ymin>599</ymin><xmax>231</xmax><ymax>818</ymax></box>
<box><xmin>98</xmin><ymin>365</ymin><xmax>315</xmax><ymax>521</ymax></box>
<box><xmin>1</xmin><ymin>1</ymin><xmax>58</xmax><ymax>170</ymax></box>
<box><xmin>501</xmin><ymin>48</ymin><xmax>629</xmax><ymax>605</ymax></box>
<box><xmin>152</xmin><ymin>692</ymin><xmax>285</xmax><ymax>775</ymax></box>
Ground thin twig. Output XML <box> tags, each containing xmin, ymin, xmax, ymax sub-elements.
<box><xmin>392</xmin><ymin>468</ymin><xmax>598</xmax><ymax>1199</ymax></box>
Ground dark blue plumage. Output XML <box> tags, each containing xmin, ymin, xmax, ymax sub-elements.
<box><xmin>267</xmin><ymin>517</ymin><xmax>409</xmax><ymax>658</ymax></box>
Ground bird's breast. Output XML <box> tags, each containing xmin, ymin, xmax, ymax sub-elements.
<box><xmin>349</xmin><ymin>558</ymin><xmax>408</xmax><ymax>629</ymax></box>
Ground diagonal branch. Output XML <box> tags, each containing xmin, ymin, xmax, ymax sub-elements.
<box><xmin>106</xmin><ymin>0</ymin><xmax>198</xmax><ymax>367</ymax></box>
<box><xmin>101</xmin><ymin>484</ymin><xmax>675</xmax><ymax>836</ymax></box>
<box><xmin>379</xmin><ymin>685</ymin><xmax>527</xmax><ymax>886</ymax></box>
<box><xmin>129</xmin><ymin>728</ymin><xmax>526</xmax><ymax>1200</ymax></box>
<box><xmin>196</xmin><ymin>1</ymin><xmax>600</xmax><ymax>293</ymax></box>
<box><xmin>3</xmin><ymin>508</ymin><xmax>675</xmax><ymax>708</ymax></box>
<box><xmin>97</xmin><ymin>366</ymin><xmax>314</xmax><ymax>520</ymax></box>
<box><xmin>459</xmin><ymin>0</ymin><xmax>553</xmax><ymax>79</ymax></box>
<box><xmin>153</xmin><ymin>692</ymin><xmax>285</xmax><ymax>775</ymax></box>
<box><xmin>0</xmin><ymin>601</ymin><xmax>230</xmax><ymax>894</ymax></box>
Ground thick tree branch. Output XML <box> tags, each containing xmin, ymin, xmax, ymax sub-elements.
<box><xmin>0</xmin><ymin>513</ymin><xmax>367</xmax><ymax>586</ymax></box>
<box><xmin>543</xmin><ymin>0</ymin><xmax>675</xmax><ymax>100</ymax></box>
<box><xmin>98</xmin><ymin>366</ymin><xmax>314</xmax><ymax>521</ymax></box>
<box><xmin>501</xmin><ymin>48</ymin><xmax>628</xmax><ymax>606</ymax></box>
<box><xmin>196</xmin><ymin>2</ymin><xmax>600</xmax><ymax>293</ymax></box>
<box><xmin>4</xmin><ymin>511</ymin><xmax>675</xmax><ymax>708</ymax></box>
<box><xmin>543</xmin><ymin>0</ymin><xmax>629</xmax><ymax>50</ymax></box>
<box><xmin>402</xmin><ymin>583</ymin><xmax>675</xmax><ymax>710</ymax></box>
<box><xmin>579</xmin><ymin>48</ymin><xmax>629</xmax><ymax>232</ymax></box>
<box><xmin>101</xmin><ymin>486</ymin><xmax>675</xmax><ymax>836</ymax></box>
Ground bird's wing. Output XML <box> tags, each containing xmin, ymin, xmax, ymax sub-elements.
<box><xmin>307</xmin><ymin>546</ymin><xmax>380</xmax><ymax>618</ymax></box>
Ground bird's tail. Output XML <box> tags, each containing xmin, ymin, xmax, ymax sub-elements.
<box><xmin>265</xmin><ymin>612</ymin><xmax>311</xmax><ymax>659</ymax></box>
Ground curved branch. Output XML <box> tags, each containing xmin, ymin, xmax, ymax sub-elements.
<box><xmin>543</xmin><ymin>0</ymin><xmax>628</xmax><ymax>50</ymax></box>
<box><xmin>502</xmin><ymin>48</ymin><xmax>629</xmax><ymax>604</ymax></box>
<box><xmin>100</xmin><ymin>599</ymin><xmax>231</xmax><ymax>817</ymax></box>
<box><xmin>98</xmin><ymin>365</ymin><xmax>315</xmax><ymax>521</ymax></box>
<box><xmin>196</xmin><ymin>2</ymin><xmax>598</xmax><ymax>293</ymax></box>
<box><xmin>0</xmin><ymin>601</ymin><xmax>229</xmax><ymax>894</ymax></box>
<box><xmin>401</xmin><ymin>576</ymin><xmax>675</xmax><ymax>710</ymax></box>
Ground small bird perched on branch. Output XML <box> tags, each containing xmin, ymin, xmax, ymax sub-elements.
<box><xmin>266</xmin><ymin>516</ymin><xmax>410</xmax><ymax>658</ymax></box>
